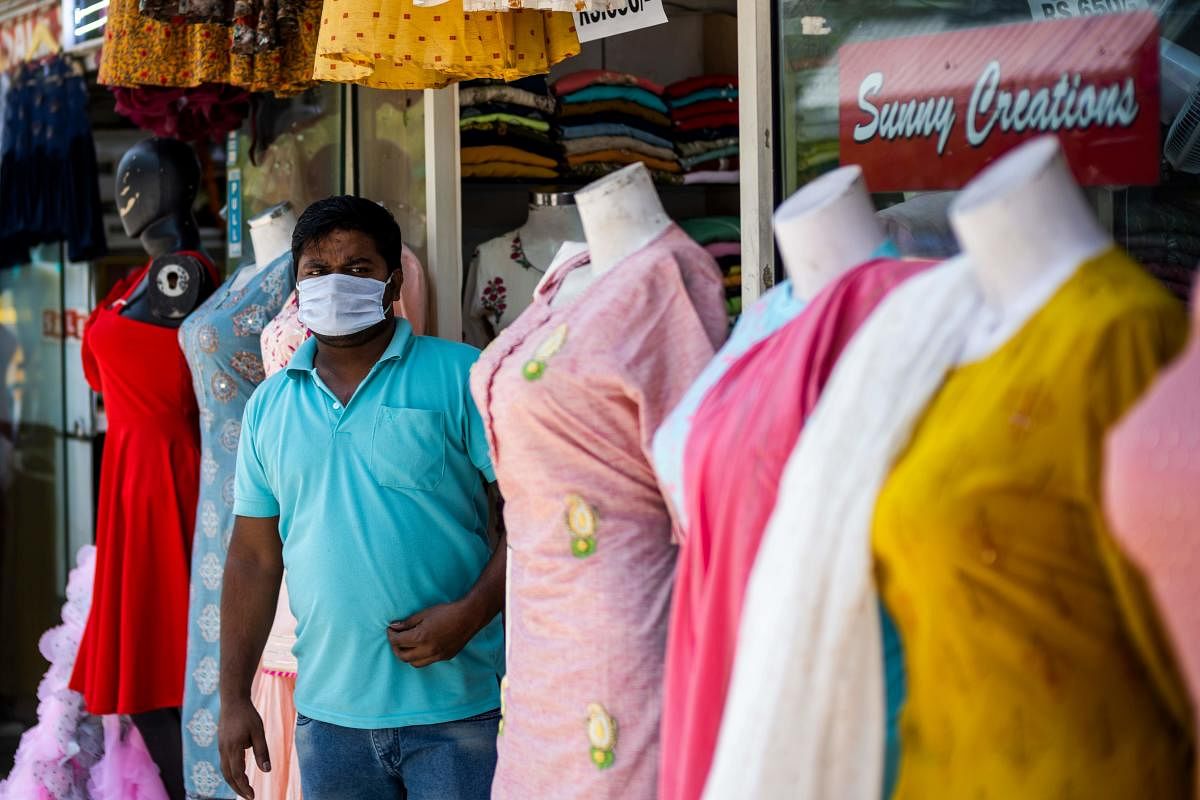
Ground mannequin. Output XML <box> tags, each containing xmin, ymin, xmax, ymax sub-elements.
<box><xmin>463</xmin><ymin>190</ymin><xmax>585</xmax><ymax>346</ymax></box>
<box><xmin>520</xmin><ymin>191</ymin><xmax>585</xmax><ymax>269</ymax></box>
<box><xmin>950</xmin><ymin>135</ymin><xmax>1110</xmax><ymax>364</ymax></box>
<box><xmin>230</xmin><ymin>201</ymin><xmax>298</xmax><ymax>291</ymax></box>
<box><xmin>774</xmin><ymin>165</ymin><xmax>887</xmax><ymax>298</ymax></box>
<box><xmin>178</xmin><ymin>198</ymin><xmax>296</xmax><ymax>800</ymax></box>
<box><xmin>115</xmin><ymin>138</ymin><xmax>216</xmax><ymax>328</ymax></box>
<box><xmin>551</xmin><ymin>163</ymin><xmax>671</xmax><ymax>309</ymax></box>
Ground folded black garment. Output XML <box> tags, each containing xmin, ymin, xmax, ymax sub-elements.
<box><xmin>461</xmin><ymin>103</ymin><xmax>550</xmax><ymax>123</ymax></box>
<box><xmin>462</xmin><ymin>75</ymin><xmax>551</xmax><ymax>96</ymax></box>
<box><xmin>674</xmin><ymin>125</ymin><xmax>740</xmax><ymax>144</ymax></box>
<box><xmin>460</xmin><ymin>126</ymin><xmax>563</xmax><ymax>164</ymax></box>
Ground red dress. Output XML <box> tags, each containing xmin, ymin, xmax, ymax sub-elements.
<box><xmin>70</xmin><ymin>257</ymin><xmax>210</xmax><ymax>714</ymax></box>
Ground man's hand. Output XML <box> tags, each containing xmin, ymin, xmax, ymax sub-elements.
<box><xmin>388</xmin><ymin>599</ymin><xmax>485</xmax><ymax>668</ymax></box>
<box><xmin>218</xmin><ymin>697</ymin><xmax>270</xmax><ymax>799</ymax></box>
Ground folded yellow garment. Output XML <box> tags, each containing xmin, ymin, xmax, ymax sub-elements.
<box><xmin>461</xmin><ymin>145</ymin><xmax>558</xmax><ymax>169</ymax></box>
<box><xmin>462</xmin><ymin>161</ymin><xmax>559</xmax><ymax>179</ymax></box>
<box><xmin>566</xmin><ymin>149</ymin><xmax>681</xmax><ymax>174</ymax></box>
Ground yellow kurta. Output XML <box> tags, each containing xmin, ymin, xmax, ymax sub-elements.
<box><xmin>872</xmin><ymin>249</ymin><xmax>1195</xmax><ymax>799</ymax></box>
<box><xmin>313</xmin><ymin>0</ymin><xmax>579</xmax><ymax>89</ymax></box>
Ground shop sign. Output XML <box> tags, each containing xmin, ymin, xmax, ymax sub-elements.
<box><xmin>0</xmin><ymin>2</ymin><xmax>62</xmax><ymax>72</ymax></box>
<box><xmin>838</xmin><ymin>12</ymin><xmax>1159</xmax><ymax>190</ymax></box>
<box><xmin>572</xmin><ymin>0</ymin><xmax>668</xmax><ymax>43</ymax></box>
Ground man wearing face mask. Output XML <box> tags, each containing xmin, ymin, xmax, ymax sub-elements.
<box><xmin>217</xmin><ymin>196</ymin><xmax>505</xmax><ymax>800</ymax></box>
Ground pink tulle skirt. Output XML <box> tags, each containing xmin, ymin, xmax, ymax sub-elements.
<box><xmin>248</xmin><ymin>669</ymin><xmax>302</xmax><ymax>800</ymax></box>
<box><xmin>0</xmin><ymin>546</ymin><xmax>168</xmax><ymax>800</ymax></box>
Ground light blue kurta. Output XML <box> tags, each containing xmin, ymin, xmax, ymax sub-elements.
<box><xmin>178</xmin><ymin>253</ymin><xmax>293</xmax><ymax>799</ymax></box>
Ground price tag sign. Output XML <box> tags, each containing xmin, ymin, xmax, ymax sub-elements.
<box><xmin>1028</xmin><ymin>0</ymin><xmax>1150</xmax><ymax>19</ymax></box>
<box><xmin>572</xmin><ymin>0</ymin><xmax>668</xmax><ymax>43</ymax></box>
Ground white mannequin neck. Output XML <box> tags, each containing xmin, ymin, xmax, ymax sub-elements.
<box><xmin>552</xmin><ymin>163</ymin><xmax>670</xmax><ymax>309</ymax></box>
<box><xmin>774</xmin><ymin>165</ymin><xmax>887</xmax><ymax>300</ymax></box>
<box><xmin>951</xmin><ymin>136</ymin><xmax>1110</xmax><ymax>364</ymax></box>
<box><xmin>235</xmin><ymin>202</ymin><xmax>298</xmax><ymax>291</ymax></box>
<box><xmin>520</xmin><ymin>202</ymin><xmax>585</xmax><ymax>272</ymax></box>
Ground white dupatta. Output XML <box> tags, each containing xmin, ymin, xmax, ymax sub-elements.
<box><xmin>703</xmin><ymin>257</ymin><xmax>982</xmax><ymax>800</ymax></box>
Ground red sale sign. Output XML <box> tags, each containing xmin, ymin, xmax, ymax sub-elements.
<box><xmin>838</xmin><ymin>11</ymin><xmax>1160</xmax><ymax>190</ymax></box>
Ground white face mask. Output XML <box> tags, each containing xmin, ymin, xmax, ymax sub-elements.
<box><xmin>297</xmin><ymin>273</ymin><xmax>389</xmax><ymax>337</ymax></box>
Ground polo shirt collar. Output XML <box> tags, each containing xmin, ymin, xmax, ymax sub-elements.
<box><xmin>285</xmin><ymin>318</ymin><xmax>415</xmax><ymax>378</ymax></box>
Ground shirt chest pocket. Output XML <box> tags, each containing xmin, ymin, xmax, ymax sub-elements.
<box><xmin>370</xmin><ymin>406</ymin><xmax>447</xmax><ymax>492</ymax></box>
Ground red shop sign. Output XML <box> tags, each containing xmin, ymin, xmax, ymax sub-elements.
<box><xmin>838</xmin><ymin>11</ymin><xmax>1160</xmax><ymax>191</ymax></box>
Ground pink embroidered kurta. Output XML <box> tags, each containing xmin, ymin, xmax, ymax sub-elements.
<box><xmin>660</xmin><ymin>258</ymin><xmax>932</xmax><ymax>800</ymax></box>
<box><xmin>470</xmin><ymin>224</ymin><xmax>727</xmax><ymax>799</ymax></box>
<box><xmin>1105</xmin><ymin>274</ymin><xmax>1200</xmax><ymax>739</ymax></box>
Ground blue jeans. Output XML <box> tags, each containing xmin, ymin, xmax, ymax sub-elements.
<box><xmin>294</xmin><ymin>709</ymin><xmax>500</xmax><ymax>800</ymax></box>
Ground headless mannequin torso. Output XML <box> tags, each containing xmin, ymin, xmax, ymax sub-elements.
<box><xmin>519</xmin><ymin>192</ymin><xmax>585</xmax><ymax>271</ymax></box>
<box><xmin>774</xmin><ymin>165</ymin><xmax>888</xmax><ymax>300</ymax></box>
<box><xmin>552</xmin><ymin>163</ymin><xmax>671</xmax><ymax>309</ymax></box>
<box><xmin>950</xmin><ymin>136</ymin><xmax>1111</xmax><ymax>365</ymax></box>
<box><xmin>231</xmin><ymin>201</ymin><xmax>298</xmax><ymax>291</ymax></box>
<box><xmin>115</xmin><ymin>138</ymin><xmax>215</xmax><ymax>328</ymax></box>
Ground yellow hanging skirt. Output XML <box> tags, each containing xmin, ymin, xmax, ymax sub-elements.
<box><xmin>313</xmin><ymin>0</ymin><xmax>580</xmax><ymax>89</ymax></box>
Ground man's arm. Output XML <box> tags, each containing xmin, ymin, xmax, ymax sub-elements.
<box><xmin>218</xmin><ymin>514</ymin><xmax>284</xmax><ymax>799</ymax></box>
<box><xmin>388</xmin><ymin>483</ymin><xmax>506</xmax><ymax>669</ymax></box>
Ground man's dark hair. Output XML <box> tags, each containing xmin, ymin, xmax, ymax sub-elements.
<box><xmin>291</xmin><ymin>195</ymin><xmax>404</xmax><ymax>273</ymax></box>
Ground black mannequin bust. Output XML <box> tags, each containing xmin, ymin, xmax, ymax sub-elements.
<box><xmin>115</xmin><ymin>138</ymin><xmax>217</xmax><ymax>328</ymax></box>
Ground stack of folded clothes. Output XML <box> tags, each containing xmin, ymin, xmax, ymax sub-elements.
<box><xmin>461</xmin><ymin>76</ymin><xmax>562</xmax><ymax>180</ymax></box>
<box><xmin>681</xmin><ymin>216</ymin><xmax>742</xmax><ymax>323</ymax></box>
<box><xmin>667</xmin><ymin>75</ymin><xmax>739</xmax><ymax>185</ymax></box>
<box><xmin>553</xmin><ymin>69</ymin><xmax>683</xmax><ymax>182</ymax></box>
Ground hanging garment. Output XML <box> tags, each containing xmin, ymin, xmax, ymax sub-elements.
<box><xmin>1105</xmin><ymin>271</ymin><xmax>1200</xmax><ymax>741</ymax></box>
<box><xmin>0</xmin><ymin>546</ymin><xmax>169</xmax><ymax>800</ymax></box>
<box><xmin>99</xmin><ymin>0</ymin><xmax>320</xmax><ymax>96</ymax></box>
<box><xmin>71</xmin><ymin>256</ymin><xmax>219</xmax><ymax>716</ymax></box>
<box><xmin>651</xmin><ymin>281</ymin><xmax>803</xmax><ymax>525</ymax></box>
<box><xmin>463</xmin><ymin>230</ymin><xmax>554</xmax><ymax>347</ymax></box>
<box><xmin>0</xmin><ymin>57</ymin><xmax>107</xmax><ymax>268</ymax></box>
<box><xmin>660</xmin><ymin>256</ymin><xmax>931</xmax><ymax>800</ymax></box>
<box><xmin>139</xmin><ymin>0</ymin><xmax>308</xmax><ymax>54</ymax></box>
<box><xmin>179</xmin><ymin>253</ymin><xmax>294</xmax><ymax>800</ymax></box>
<box><xmin>470</xmin><ymin>225</ymin><xmax>727</xmax><ymax>798</ymax></box>
<box><xmin>710</xmin><ymin>251</ymin><xmax>1195</xmax><ymax>799</ymax></box>
<box><xmin>245</xmin><ymin>247</ymin><xmax>427</xmax><ymax>800</ymax></box>
<box><xmin>312</xmin><ymin>3</ymin><xmax>579</xmax><ymax>90</ymax></box>
<box><xmin>704</xmin><ymin>258</ymin><xmax>981</xmax><ymax>800</ymax></box>
<box><xmin>650</xmin><ymin>239</ymin><xmax>897</xmax><ymax>528</ymax></box>
<box><xmin>869</xmin><ymin>250</ymin><xmax>1192</xmax><ymax>799</ymax></box>
<box><xmin>110</xmin><ymin>84</ymin><xmax>250</xmax><ymax>142</ymax></box>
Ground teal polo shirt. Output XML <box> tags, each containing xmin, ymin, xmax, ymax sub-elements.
<box><xmin>234</xmin><ymin>319</ymin><xmax>503</xmax><ymax>729</ymax></box>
